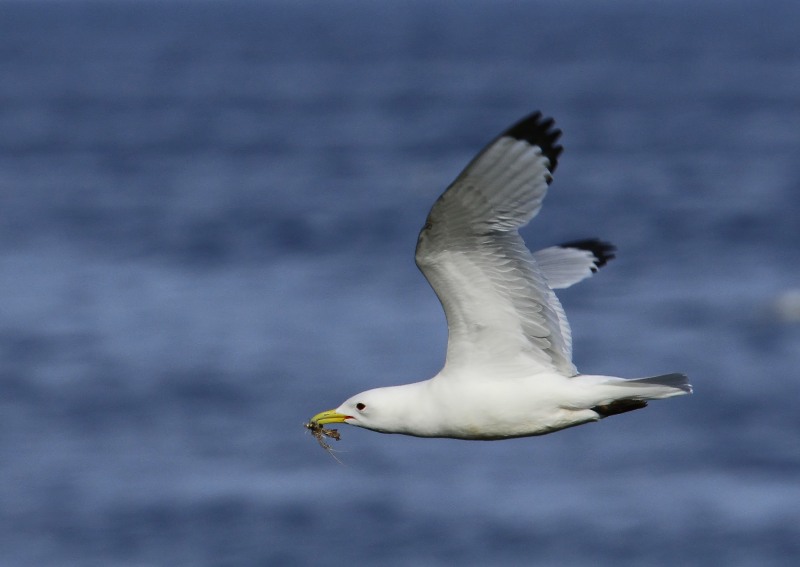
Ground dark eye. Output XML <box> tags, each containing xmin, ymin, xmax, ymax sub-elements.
<box><xmin>356</xmin><ymin>403</ymin><xmax>366</xmax><ymax>411</ymax></box>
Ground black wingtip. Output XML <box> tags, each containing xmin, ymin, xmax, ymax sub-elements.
<box><xmin>557</xmin><ymin>238</ymin><xmax>617</xmax><ymax>270</ymax></box>
<box><xmin>502</xmin><ymin>111</ymin><xmax>564</xmax><ymax>175</ymax></box>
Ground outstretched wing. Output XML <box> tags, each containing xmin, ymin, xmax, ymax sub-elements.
<box><xmin>415</xmin><ymin>112</ymin><xmax>577</xmax><ymax>378</ymax></box>
<box><xmin>533</xmin><ymin>239</ymin><xmax>616</xmax><ymax>290</ymax></box>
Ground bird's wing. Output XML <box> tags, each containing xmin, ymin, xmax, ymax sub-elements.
<box><xmin>415</xmin><ymin>112</ymin><xmax>577</xmax><ymax>378</ymax></box>
<box><xmin>532</xmin><ymin>239</ymin><xmax>616</xmax><ymax>290</ymax></box>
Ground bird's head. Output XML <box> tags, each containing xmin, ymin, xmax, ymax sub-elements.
<box><xmin>309</xmin><ymin>385</ymin><xmax>425</xmax><ymax>435</ymax></box>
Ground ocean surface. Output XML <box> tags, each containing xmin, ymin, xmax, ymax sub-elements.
<box><xmin>2</xmin><ymin>0</ymin><xmax>799</xmax><ymax>565</ymax></box>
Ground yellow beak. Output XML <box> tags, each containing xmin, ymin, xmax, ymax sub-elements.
<box><xmin>310</xmin><ymin>409</ymin><xmax>350</xmax><ymax>425</ymax></box>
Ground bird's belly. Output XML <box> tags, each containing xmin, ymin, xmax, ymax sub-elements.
<box><xmin>431</xmin><ymin>378</ymin><xmax>595</xmax><ymax>440</ymax></box>
<box><xmin>453</xmin><ymin>408</ymin><xmax>588</xmax><ymax>440</ymax></box>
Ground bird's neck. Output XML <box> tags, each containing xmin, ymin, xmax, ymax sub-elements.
<box><xmin>372</xmin><ymin>380</ymin><xmax>443</xmax><ymax>437</ymax></box>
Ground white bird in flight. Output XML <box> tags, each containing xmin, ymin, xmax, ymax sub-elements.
<box><xmin>309</xmin><ymin>112</ymin><xmax>691</xmax><ymax>441</ymax></box>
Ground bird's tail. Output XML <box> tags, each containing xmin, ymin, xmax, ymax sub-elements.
<box><xmin>618</xmin><ymin>373</ymin><xmax>693</xmax><ymax>398</ymax></box>
<box><xmin>604</xmin><ymin>373</ymin><xmax>692</xmax><ymax>400</ymax></box>
<box><xmin>576</xmin><ymin>373</ymin><xmax>691</xmax><ymax>418</ymax></box>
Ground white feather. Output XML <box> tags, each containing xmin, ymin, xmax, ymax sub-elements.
<box><xmin>416</xmin><ymin>131</ymin><xmax>572</xmax><ymax>376</ymax></box>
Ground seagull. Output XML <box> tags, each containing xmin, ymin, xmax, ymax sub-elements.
<box><xmin>309</xmin><ymin>112</ymin><xmax>691</xmax><ymax>440</ymax></box>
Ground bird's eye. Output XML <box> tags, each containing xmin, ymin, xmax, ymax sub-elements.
<box><xmin>356</xmin><ymin>403</ymin><xmax>366</xmax><ymax>411</ymax></box>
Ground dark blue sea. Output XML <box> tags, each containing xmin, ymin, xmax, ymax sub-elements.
<box><xmin>2</xmin><ymin>1</ymin><xmax>799</xmax><ymax>565</ymax></box>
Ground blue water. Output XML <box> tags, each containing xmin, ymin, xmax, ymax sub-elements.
<box><xmin>2</xmin><ymin>0</ymin><xmax>800</xmax><ymax>565</ymax></box>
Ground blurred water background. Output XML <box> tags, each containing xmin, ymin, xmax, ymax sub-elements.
<box><xmin>1</xmin><ymin>0</ymin><xmax>799</xmax><ymax>565</ymax></box>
